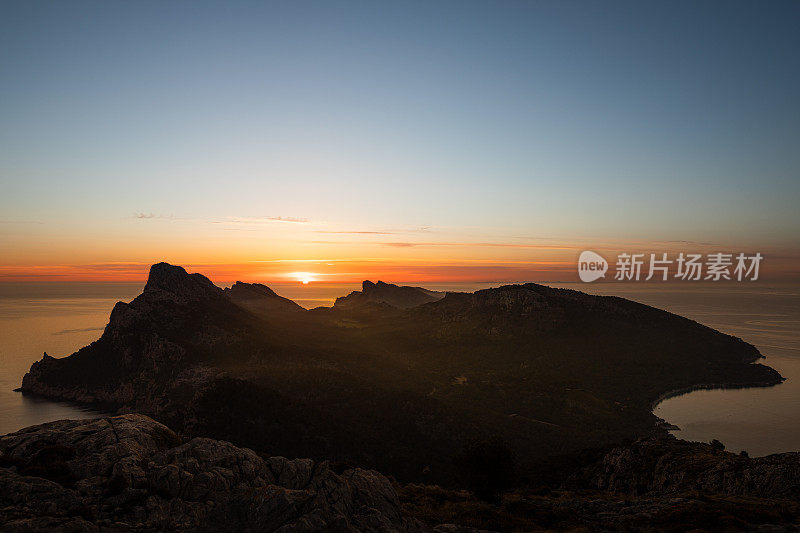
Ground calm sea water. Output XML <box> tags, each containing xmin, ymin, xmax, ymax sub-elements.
<box><xmin>1</xmin><ymin>280</ymin><xmax>798</xmax><ymax>457</ymax></box>
<box><xmin>559</xmin><ymin>283</ymin><xmax>800</xmax><ymax>456</ymax></box>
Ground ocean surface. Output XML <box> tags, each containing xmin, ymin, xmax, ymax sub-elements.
<box><xmin>567</xmin><ymin>283</ymin><xmax>800</xmax><ymax>456</ymax></box>
<box><xmin>1</xmin><ymin>280</ymin><xmax>798</xmax><ymax>457</ymax></box>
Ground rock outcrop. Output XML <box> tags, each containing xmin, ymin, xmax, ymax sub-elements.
<box><xmin>0</xmin><ymin>415</ymin><xmax>423</xmax><ymax>532</ymax></box>
<box><xmin>224</xmin><ymin>281</ymin><xmax>304</xmax><ymax>315</ymax></box>
<box><xmin>143</xmin><ymin>262</ymin><xmax>226</xmax><ymax>303</ymax></box>
<box><xmin>571</xmin><ymin>434</ymin><xmax>800</xmax><ymax>499</ymax></box>
<box><xmin>334</xmin><ymin>280</ymin><xmax>444</xmax><ymax>310</ymax></box>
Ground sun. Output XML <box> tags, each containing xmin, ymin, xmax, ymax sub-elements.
<box><xmin>289</xmin><ymin>271</ymin><xmax>317</xmax><ymax>284</ymax></box>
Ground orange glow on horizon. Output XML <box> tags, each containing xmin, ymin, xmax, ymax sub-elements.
<box><xmin>0</xmin><ymin>259</ymin><xmax>580</xmax><ymax>284</ymax></box>
<box><xmin>0</xmin><ymin>242</ymin><xmax>796</xmax><ymax>284</ymax></box>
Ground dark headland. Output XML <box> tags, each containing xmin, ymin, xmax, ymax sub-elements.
<box><xmin>6</xmin><ymin>262</ymin><xmax>798</xmax><ymax>531</ymax></box>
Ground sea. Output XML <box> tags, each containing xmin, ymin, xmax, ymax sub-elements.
<box><xmin>1</xmin><ymin>280</ymin><xmax>798</xmax><ymax>457</ymax></box>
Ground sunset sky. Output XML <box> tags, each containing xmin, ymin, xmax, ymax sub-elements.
<box><xmin>1</xmin><ymin>1</ymin><xmax>799</xmax><ymax>283</ymax></box>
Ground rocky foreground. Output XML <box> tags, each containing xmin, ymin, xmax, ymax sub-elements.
<box><xmin>3</xmin><ymin>415</ymin><xmax>800</xmax><ymax>532</ymax></box>
<box><xmin>402</xmin><ymin>435</ymin><xmax>800</xmax><ymax>531</ymax></box>
<box><xmin>0</xmin><ymin>415</ymin><xmax>424</xmax><ymax>532</ymax></box>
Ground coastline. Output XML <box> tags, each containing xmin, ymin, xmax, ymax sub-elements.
<box><xmin>13</xmin><ymin>386</ymin><xmax>118</xmax><ymax>418</ymax></box>
<box><xmin>649</xmin><ymin>370</ymin><xmax>786</xmax><ymax>412</ymax></box>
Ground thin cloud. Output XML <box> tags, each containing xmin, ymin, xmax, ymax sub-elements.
<box><xmin>79</xmin><ymin>262</ymin><xmax>151</xmax><ymax>271</ymax></box>
<box><xmin>220</xmin><ymin>216</ymin><xmax>309</xmax><ymax>225</ymax></box>
<box><xmin>53</xmin><ymin>326</ymin><xmax>105</xmax><ymax>335</ymax></box>
<box><xmin>311</xmin><ymin>240</ymin><xmax>587</xmax><ymax>250</ymax></box>
<box><xmin>316</xmin><ymin>230</ymin><xmax>397</xmax><ymax>235</ymax></box>
<box><xmin>315</xmin><ymin>226</ymin><xmax>431</xmax><ymax>235</ymax></box>
<box><xmin>654</xmin><ymin>239</ymin><xmax>720</xmax><ymax>247</ymax></box>
<box><xmin>133</xmin><ymin>213</ymin><xmax>180</xmax><ymax>220</ymax></box>
<box><xmin>266</xmin><ymin>216</ymin><xmax>309</xmax><ymax>223</ymax></box>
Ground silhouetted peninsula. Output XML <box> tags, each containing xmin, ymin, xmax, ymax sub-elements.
<box><xmin>21</xmin><ymin>263</ymin><xmax>783</xmax><ymax>487</ymax></box>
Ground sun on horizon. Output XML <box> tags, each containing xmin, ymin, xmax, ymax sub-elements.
<box><xmin>289</xmin><ymin>271</ymin><xmax>318</xmax><ymax>284</ymax></box>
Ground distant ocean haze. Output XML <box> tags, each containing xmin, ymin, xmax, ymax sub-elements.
<box><xmin>0</xmin><ymin>280</ymin><xmax>798</xmax><ymax>457</ymax></box>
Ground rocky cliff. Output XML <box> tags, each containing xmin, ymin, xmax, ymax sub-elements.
<box><xmin>20</xmin><ymin>263</ymin><xmax>250</xmax><ymax>413</ymax></box>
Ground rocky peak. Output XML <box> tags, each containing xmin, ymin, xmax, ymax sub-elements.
<box><xmin>143</xmin><ymin>262</ymin><xmax>223</xmax><ymax>302</ymax></box>
<box><xmin>335</xmin><ymin>280</ymin><xmax>444</xmax><ymax>310</ymax></box>
<box><xmin>223</xmin><ymin>281</ymin><xmax>304</xmax><ymax>313</ymax></box>
<box><xmin>224</xmin><ymin>281</ymin><xmax>280</xmax><ymax>299</ymax></box>
<box><xmin>362</xmin><ymin>280</ymin><xmax>400</xmax><ymax>292</ymax></box>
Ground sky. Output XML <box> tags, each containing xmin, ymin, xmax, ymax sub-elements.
<box><xmin>1</xmin><ymin>1</ymin><xmax>799</xmax><ymax>283</ymax></box>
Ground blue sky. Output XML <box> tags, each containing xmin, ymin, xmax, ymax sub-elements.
<box><xmin>1</xmin><ymin>1</ymin><xmax>798</xmax><ymax>279</ymax></box>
